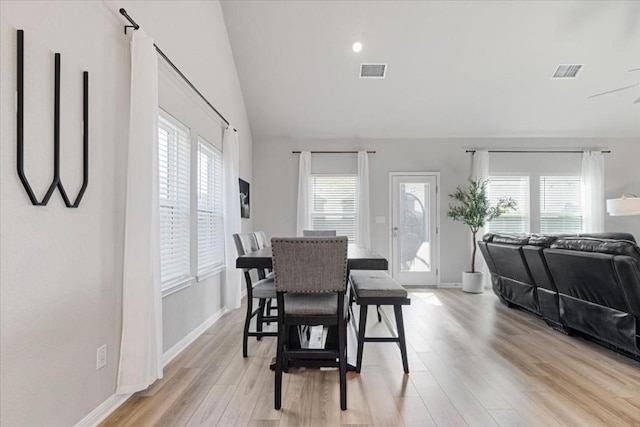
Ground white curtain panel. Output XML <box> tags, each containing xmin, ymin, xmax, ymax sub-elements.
<box><xmin>356</xmin><ymin>151</ymin><xmax>371</xmax><ymax>248</ymax></box>
<box><xmin>471</xmin><ymin>150</ymin><xmax>490</xmax><ymax>182</ymax></box>
<box><xmin>471</xmin><ymin>150</ymin><xmax>490</xmax><ymax>287</ymax></box>
<box><xmin>296</xmin><ymin>151</ymin><xmax>312</xmax><ymax>236</ymax></box>
<box><xmin>117</xmin><ymin>30</ymin><xmax>163</xmax><ymax>394</ymax></box>
<box><xmin>582</xmin><ymin>151</ymin><xmax>605</xmax><ymax>232</ymax></box>
<box><xmin>223</xmin><ymin>127</ymin><xmax>242</xmax><ymax>310</ymax></box>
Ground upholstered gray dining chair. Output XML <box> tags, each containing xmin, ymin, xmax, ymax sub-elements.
<box><xmin>252</xmin><ymin>230</ymin><xmax>276</xmax><ymax>319</ymax></box>
<box><xmin>302</xmin><ymin>229</ymin><xmax>337</xmax><ymax>237</ymax></box>
<box><xmin>254</xmin><ymin>231</ymin><xmax>269</xmax><ymax>249</ymax></box>
<box><xmin>271</xmin><ymin>236</ymin><xmax>349</xmax><ymax>410</ymax></box>
<box><xmin>252</xmin><ymin>231</ymin><xmax>273</xmax><ymax>278</ymax></box>
<box><xmin>233</xmin><ymin>232</ymin><xmax>277</xmax><ymax>357</ymax></box>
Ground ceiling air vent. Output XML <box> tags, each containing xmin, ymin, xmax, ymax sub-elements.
<box><xmin>552</xmin><ymin>64</ymin><xmax>584</xmax><ymax>79</ymax></box>
<box><xmin>360</xmin><ymin>63</ymin><xmax>387</xmax><ymax>79</ymax></box>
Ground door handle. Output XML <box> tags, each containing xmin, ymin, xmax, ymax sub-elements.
<box><xmin>393</xmin><ymin>227</ymin><xmax>399</xmax><ymax>238</ymax></box>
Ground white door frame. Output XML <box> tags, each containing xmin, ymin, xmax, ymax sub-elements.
<box><xmin>388</xmin><ymin>172</ymin><xmax>441</xmax><ymax>287</ymax></box>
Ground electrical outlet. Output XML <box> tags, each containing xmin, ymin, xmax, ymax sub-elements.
<box><xmin>96</xmin><ymin>345</ymin><xmax>107</xmax><ymax>370</ymax></box>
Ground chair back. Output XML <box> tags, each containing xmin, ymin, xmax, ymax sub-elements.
<box><xmin>234</xmin><ymin>232</ymin><xmax>266</xmax><ymax>281</ymax></box>
<box><xmin>233</xmin><ymin>232</ymin><xmax>259</xmax><ymax>257</ymax></box>
<box><xmin>272</xmin><ymin>237</ymin><xmax>348</xmax><ymax>293</ymax></box>
<box><xmin>302</xmin><ymin>230</ymin><xmax>337</xmax><ymax>237</ymax></box>
<box><xmin>254</xmin><ymin>231</ymin><xmax>269</xmax><ymax>249</ymax></box>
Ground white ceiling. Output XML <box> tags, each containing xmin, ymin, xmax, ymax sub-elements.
<box><xmin>221</xmin><ymin>1</ymin><xmax>640</xmax><ymax>140</ymax></box>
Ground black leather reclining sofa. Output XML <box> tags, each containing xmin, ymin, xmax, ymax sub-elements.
<box><xmin>479</xmin><ymin>232</ymin><xmax>640</xmax><ymax>358</ymax></box>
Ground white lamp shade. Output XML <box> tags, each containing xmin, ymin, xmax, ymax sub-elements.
<box><xmin>606</xmin><ymin>197</ymin><xmax>640</xmax><ymax>216</ymax></box>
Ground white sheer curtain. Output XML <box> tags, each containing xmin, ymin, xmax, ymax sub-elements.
<box><xmin>471</xmin><ymin>150</ymin><xmax>490</xmax><ymax>287</ymax></box>
<box><xmin>296</xmin><ymin>151</ymin><xmax>311</xmax><ymax>236</ymax></box>
<box><xmin>356</xmin><ymin>151</ymin><xmax>371</xmax><ymax>248</ymax></box>
<box><xmin>471</xmin><ymin>150</ymin><xmax>490</xmax><ymax>184</ymax></box>
<box><xmin>117</xmin><ymin>30</ymin><xmax>163</xmax><ymax>394</ymax></box>
<box><xmin>582</xmin><ymin>151</ymin><xmax>605</xmax><ymax>232</ymax></box>
<box><xmin>223</xmin><ymin>127</ymin><xmax>242</xmax><ymax>310</ymax></box>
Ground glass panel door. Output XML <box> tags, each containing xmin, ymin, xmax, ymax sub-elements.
<box><xmin>391</xmin><ymin>174</ymin><xmax>438</xmax><ymax>286</ymax></box>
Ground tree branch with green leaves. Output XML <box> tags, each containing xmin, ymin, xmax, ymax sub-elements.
<box><xmin>447</xmin><ymin>179</ymin><xmax>516</xmax><ymax>273</ymax></box>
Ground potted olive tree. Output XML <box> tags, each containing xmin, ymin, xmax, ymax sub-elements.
<box><xmin>447</xmin><ymin>179</ymin><xmax>516</xmax><ymax>293</ymax></box>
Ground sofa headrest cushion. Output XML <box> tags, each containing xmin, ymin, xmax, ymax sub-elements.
<box><xmin>551</xmin><ymin>237</ymin><xmax>640</xmax><ymax>258</ymax></box>
<box><xmin>491</xmin><ymin>234</ymin><xmax>530</xmax><ymax>246</ymax></box>
<box><xmin>578</xmin><ymin>232</ymin><xmax>636</xmax><ymax>243</ymax></box>
<box><xmin>482</xmin><ymin>233</ymin><xmax>495</xmax><ymax>242</ymax></box>
<box><xmin>527</xmin><ymin>234</ymin><xmax>576</xmax><ymax>247</ymax></box>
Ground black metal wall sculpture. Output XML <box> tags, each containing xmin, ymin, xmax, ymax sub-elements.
<box><xmin>17</xmin><ymin>29</ymin><xmax>89</xmax><ymax>207</ymax></box>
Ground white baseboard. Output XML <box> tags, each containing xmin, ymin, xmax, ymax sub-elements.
<box><xmin>437</xmin><ymin>283</ymin><xmax>493</xmax><ymax>290</ymax></box>
<box><xmin>162</xmin><ymin>307</ymin><xmax>227</xmax><ymax>366</ymax></box>
<box><xmin>74</xmin><ymin>308</ymin><xmax>227</xmax><ymax>427</ymax></box>
<box><xmin>438</xmin><ymin>282</ymin><xmax>461</xmax><ymax>288</ymax></box>
<box><xmin>73</xmin><ymin>393</ymin><xmax>132</xmax><ymax>427</ymax></box>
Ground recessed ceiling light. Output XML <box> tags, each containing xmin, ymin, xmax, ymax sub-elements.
<box><xmin>352</xmin><ymin>42</ymin><xmax>362</xmax><ymax>53</ymax></box>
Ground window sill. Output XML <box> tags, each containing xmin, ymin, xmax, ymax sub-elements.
<box><xmin>197</xmin><ymin>265</ymin><xmax>225</xmax><ymax>282</ymax></box>
<box><xmin>162</xmin><ymin>276</ymin><xmax>196</xmax><ymax>298</ymax></box>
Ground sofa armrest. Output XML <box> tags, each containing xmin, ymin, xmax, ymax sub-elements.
<box><xmin>615</xmin><ymin>257</ymin><xmax>640</xmax><ymax>317</ymax></box>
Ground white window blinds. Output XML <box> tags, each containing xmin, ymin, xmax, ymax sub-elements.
<box><xmin>310</xmin><ymin>175</ymin><xmax>357</xmax><ymax>242</ymax></box>
<box><xmin>487</xmin><ymin>176</ymin><xmax>530</xmax><ymax>234</ymax></box>
<box><xmin>159</xmin><ymin>112</ymin><xmax>191</xmax><ymax>286</ymax></box>
<box><xmin>197</xmin><ymin>139</ymin><xmax>224</xmax><ymax>274</ymax></box>
<box><xmin>540</xmin><ymin>176</ymin><xmax>583</xmax><ymax>233</ymax></box>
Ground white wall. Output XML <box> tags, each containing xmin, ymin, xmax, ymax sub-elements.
<box><xmin>253</xmin><ymin>138</ymin><xmax>640</xmax><ymax>284</ymax></box>
<box><xmin>0</xmin><ymin>1</ymin><xmax>252</xmax><ymax>426</ymax></box>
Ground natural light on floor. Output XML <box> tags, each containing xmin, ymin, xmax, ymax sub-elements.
<box><xmin>412</xmin><ymin>292</ymin><xmax>443</xmax><ymax>306</ymax></box>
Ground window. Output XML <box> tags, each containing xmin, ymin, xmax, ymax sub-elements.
<box><xmin>487</xmin><ymin>175</ymin><xmax>530</xmax><ymax>234</ymax></box>
<box><xmin>310</xmin><ymin>175</ymin><xmax>357</xmax><ymax>242</ymax></box>
<box><xmin>197</xmin><ymin>139</ymin><xmax>224</xmax><ymax>274</ymax></box>
<box><xmin>158</xmin><ymin>111</ymin><xmax>191</xmax><ymax>286</ymax></box>
<box><xmin>540</xmin><ymin>176</ymin><xmax>583</xmax><ymax>233</ymax></box>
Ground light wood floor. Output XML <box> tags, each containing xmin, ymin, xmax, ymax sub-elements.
<box><xmin>101</xmin><ymin>289</ymin><xmax>640</xmax><ymax>426</ymax></box>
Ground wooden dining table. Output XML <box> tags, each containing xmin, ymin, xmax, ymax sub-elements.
<box><xmin>235</xmin><ymin>243</ymin><xmax>388</xmax><ymax>271</ymax></box>
<box><xmin>235</xmin><ymin>243</ymin><xmax>389</xmax><ymax>371</ymax></box>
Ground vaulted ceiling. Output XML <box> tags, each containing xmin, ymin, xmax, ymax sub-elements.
<box><xmin>221</xmin><ymin>1</ymin><xmax>640</xmax><ymax>140</ymax></box>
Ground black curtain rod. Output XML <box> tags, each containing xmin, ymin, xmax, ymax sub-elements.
<box><xmin>292</xmin><ymin>151</ymin><xmax>376</xmax><ymax>154</ymax></box>
<box><xmin>119</xmin><ymin>9</ymin><xmax>236</xmax><ymax>132</ymax></box>
<box><xmin>465</xmin><ymin>149</ymin><xmax>611</xmax><ymax>154</ymax></box>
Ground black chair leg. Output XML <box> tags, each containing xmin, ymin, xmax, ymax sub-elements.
<box><xmin>265</xmin><ymin>299</ymin><xmax>272</xmax><ymax>325</ymax></box>
<box><xmin>257</xmin><ymin>298</ymin><xmax>266</xmax><ymax>340</ymax></box>
<box><xmin>275</xmin><ymin>319</ymin><xmax>285</xmax><ymax>410</ymax></box>
<box><xmin>283</xmin><ymin>325</ymin><xmax>290</xmax><ymax>373</ymax></box>
<box><xmin>243</xmin><ymin>296</ymin><xmax>253</xmax><ymax>358</ymax></box>
<box><xmin>347</xmin><ymin>282</ymin><xmax>353</xmax><ymax>322</ymax></box>
<box><xmin>393</xmin><ymin>305</ymin><xmax>409</xmax><ymax>374</ymax></box>
<box><xmin>356</xmin><ymin>305</ymin><xmax>368</xmax><ymax>373</ymax></box>
<box><xmin>376</xmin><ymin>305</ymin><xmax>382</xmax><ymax>322</ymax></box>
<box><xmin>338</xmin><ymin>316</ymin><xmax>347</xmax><ymax>410</ymax></box>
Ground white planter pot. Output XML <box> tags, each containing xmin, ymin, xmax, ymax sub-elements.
<box><xmin>462</xmin><ymin>271</ymin><xmax>484</xmax><ymax>293</ymax></box>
